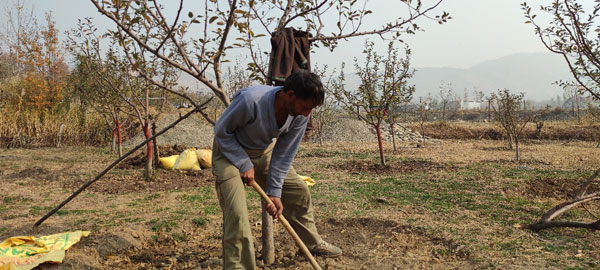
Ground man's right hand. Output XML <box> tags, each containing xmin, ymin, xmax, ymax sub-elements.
<box><xmin>240</xmin><ymin>167</ymin><xmax>255</xmax><ymax>186</ymax></box>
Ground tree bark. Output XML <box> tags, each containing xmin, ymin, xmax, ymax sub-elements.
<box><xmin>143</xmin><ymin>121</ymin><xmax>153</xmax><ymax>181</ymax></box>
<box><xmin>57</xmin><ymin>124</ymin><xmax>64</xmax><ymax>148</ymax></box>
<box><xmin>390</xmin><ymin>122</ymin><xmax>397</xmax><ymax>152</ymax></box>
<box><xmin>116</xmin><ymin>119</ymin><xmax>123</xmax><ymax>158</ymax></box>
<box><xmin>515</xmin><ymin>138</ymin><xmax>520</xmax><ymax>161</ymax></box>
<box><xmin>376</xmin><ymin>124</ymin><xmax>386</xmax><ymax>166</ymax></box>
<box><xmin>111</xmin><ymin>128</ymin><xmax>116</xmax><ymax>153</ymax></box>
<box><xmin>152</xmin><ymin>121</ymin><xmax>160</xmax><ymax>169</ymax></box>
<box><xmin>261</xmin><ymin>201</ymin><xmax>274</xmax><ymax>264</ymax></box>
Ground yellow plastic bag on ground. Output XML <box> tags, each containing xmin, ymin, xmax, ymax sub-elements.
<box><xmin>159</xmin><ymin>155</ymin><xmax>178</xmax><ymax>169</ymax></box>
<box><xmin>195</xmin><ymin>149</ymin><xmax>212</xmax><ymax>168</ymax></box>
<box><xmin>299</xmin><ymin>175</ymin><xmax>315</xmax><ymax>187</ymax></box>
<box><xmin>0</xmin><ymin>231</ymin><xmax>90</xmax><ymax>270</ymax></box>
<box><xmin>159</xmin><ymin>148</ymin><xmax>201</xmax><ymax>171</ymax></box>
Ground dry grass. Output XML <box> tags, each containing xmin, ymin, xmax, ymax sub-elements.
<box><xmin>0</xmin><ymin>107</ymin><xmax>109</xmax><ymax>148</ymax></box>
<box><xmin>409</xmin><ymin>121</ymin><xmax>600</xmax><ymax>142</ymax></box>
<box><xmin>1</xmin><ymin>139</ymin><xmax>599</xmax><ymax>269</ymax></box>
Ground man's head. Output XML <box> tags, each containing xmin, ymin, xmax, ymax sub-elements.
<box><xmin>282</xmin><ymin>70</ymin><xmax>325</xmax><ymax>117</ymax></box>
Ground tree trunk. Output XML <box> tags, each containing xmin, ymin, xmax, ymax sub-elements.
<box><xmin>261</xmin><ymin>201</ymin><xmax>274</xmax><ymax>264</ymax></box>
<box><xmin>143</xmin><ymin>121</ymin><xmax>153</xmax><ymax>181</ymax></box>
<box><xmin>515</xmin><ymin>138</ymin><xmax>520</xmax><ymax>161</ymax></box>
<box><xmin>376</xmin><ymin>124</ymin><xmax>386</xmax><ymax>166</ymax></box>
<box><xmin>57</xmin><ymin>124</ymin><xmax>64</xmax><ymax>148</ymax></box>
<box><xmin>116</xmin><ymin>119</ymin><xmax>123</xmax><ymax>158</ymax></box>
<box><xmin>488</xmin><ymin>100</ymin><xmax>491</xmax><ymax>122</ymax></box>
<box><xmin>576</xmin><ymin>99</ymin><xmax>581</xmax><ymax>123</ymax></box>
<box><xmin>507</xmin><ymin>133</ymin><xmax>513</xmax><ymax>150</ymax></box>
<box><xmin>152</xmin><ymin>121</ymin><xmax>160</xmax><ymax>168</ymax></box>
<box><xmin>442</xmin><ymin>104</ymin><xmax>446</xmax><ymax>121</ymax></box>
<box><xmin>390</xmin><ymin>122</ymin><xmax>397</xmax><ymax>152</ymax></box>
<box><xmin>111</xmin><ymin>128</ymin><xmax>116</xmax><ymax>153</ymax></box>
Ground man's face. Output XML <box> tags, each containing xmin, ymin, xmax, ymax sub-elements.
<box><xmin>287</xmin><ymin>91</ymin><xmax>316</xmax><ymax>117</ymax></box>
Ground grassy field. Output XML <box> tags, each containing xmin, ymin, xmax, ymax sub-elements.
<box><xmin>1</xmin><ymin>138</ymin><xmax>599</xmax><ymax>269</ymax></box>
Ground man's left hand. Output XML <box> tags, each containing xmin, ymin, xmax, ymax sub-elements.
<box><xmin>266</xmin><ymin>196</ymin><xmax>283</xmax><ymax>218</ymax></box>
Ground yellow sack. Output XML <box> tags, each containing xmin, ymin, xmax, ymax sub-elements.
<box><xmin>299</xmin><ymin>175</ymin><xmax>315</xmax><ymax>187</ymax></box>
<box><xmin>159</xmin><ymin>148</ymin><xmax>201</xmax><ymax>171</ymax></box>
<box><xmin>0</xmin><ymin>231</ymin><xmax>90</xmax><ymax>270</ymax></box>
<box><xmin>159</xmin><ymin>155</ymin><xmax>178</xmax><ymax>169</ymax></box>
<box><xmin>195</xmin><ymin>149</ymin><xmax>212</xmax><ymax>168</ymax></box>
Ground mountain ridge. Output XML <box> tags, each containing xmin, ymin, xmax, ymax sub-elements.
<box><xmin>408</xmin><ymin>52</ymin><xmax>573</xmax><ymax>101</ymax></box>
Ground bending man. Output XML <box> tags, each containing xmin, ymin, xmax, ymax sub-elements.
<box><xmin>212</xmin><ymin>70</ymin><xmax>342</xmax><ymax>269</ymax></box>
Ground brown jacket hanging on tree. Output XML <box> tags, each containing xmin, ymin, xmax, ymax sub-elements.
<box><xmin>269</xmin><ymin>27</ymin><xmax>314</xmax><ymax>134</ymax></box>
<box><xmin>270</xmin><ymin>27</ymin><xmax>312</xmax><ymax>86</ymax></box>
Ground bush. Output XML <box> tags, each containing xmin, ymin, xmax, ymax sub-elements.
<box><xmin>0</xmin><ymin>106</ymin><xmax>110</xmax><ymax>148</ymax></box>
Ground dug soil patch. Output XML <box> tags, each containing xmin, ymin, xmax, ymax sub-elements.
<box><xmin>60</xmin><ymin>169</ymin><xmax>214</xmax><ymax>194</ymax></box>
<box><xmin>525</xmin><ymin>177</ymin><xmax>600</xmax><ymax>200</ymax></box>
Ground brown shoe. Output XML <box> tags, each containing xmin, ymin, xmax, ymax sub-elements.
<box><xmin>310</xmin><ymin>241</ymin><xmax>342</xmax><ymax>258</ymax></box>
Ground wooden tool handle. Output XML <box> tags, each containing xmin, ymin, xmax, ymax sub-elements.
<box><xmin>251</xmin><ymin>182</ymin><xmax>322</xmax><ymax>270</ymax></box>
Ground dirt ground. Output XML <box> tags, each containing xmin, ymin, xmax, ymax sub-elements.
<box><xmin>1</xmin><ymin>139</ymin><xmax>599</xmax><ymax>269</ymax></box>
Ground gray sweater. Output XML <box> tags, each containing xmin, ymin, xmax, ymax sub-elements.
<box><xmin>214</xmin><ymin>85</ymin><xmax>309</xmax><ymax>197</ymax></box>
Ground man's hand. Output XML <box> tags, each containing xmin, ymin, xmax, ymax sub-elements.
<box><xmin>266</xmin><ymin>196</ymin><xmax>283</xmax><ymax>218</ymax></box>
<box><xmin>240</xmin><ymin>167</ymin><xmax>255</xmax><ymax>186</ymax></box>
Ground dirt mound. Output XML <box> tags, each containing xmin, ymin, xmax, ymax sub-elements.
<box><xmin>525</xmin><ymin>177</ymin><xmax>600</xmax><ymax>200</ymax></box>
<box><xmin>58</xmin><ymin>169</ymin><xmax>213</xmax><ymax>194</ymax></box>
<box><xmin>79</xmin><ymin>217</ymin><xmax>473</xmax><ymax>269</ymax></box>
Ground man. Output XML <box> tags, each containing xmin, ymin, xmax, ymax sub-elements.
<box><xmin>212</xmin><ymin>70</ymin><xmax>342</xmax><ymax>269</ymax></box>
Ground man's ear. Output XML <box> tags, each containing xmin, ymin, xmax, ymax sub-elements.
<box><xmin>286</xmin><ymin>90</ymin><xmax>296</xmax><ymax>99</ymax></box>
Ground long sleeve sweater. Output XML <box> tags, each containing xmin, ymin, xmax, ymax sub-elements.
<box><xmin>214</xmin><ymin>85</ymin><xmax>309</xmax><ymax>197</ymax></box>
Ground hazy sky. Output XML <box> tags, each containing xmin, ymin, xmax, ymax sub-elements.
<box><xmin>3</xmin><ymin>0</ymin><xmax>552</xmax><ymax>69</ymax></box>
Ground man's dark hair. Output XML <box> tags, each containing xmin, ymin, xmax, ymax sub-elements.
<box><xmin>283</xmin><ymin>70</ymin><xmax>325</xmax><ymax>106</ymax></box>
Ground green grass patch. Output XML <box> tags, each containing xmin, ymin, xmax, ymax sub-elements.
<box><xmin>172</xmin><ymin>232</ymin><xmax>190</xmax><ymax>242</ymax></box>
<box><xmin>59</xmin><ymin>209</ymin><xmax>96</xmax><ymax>216</ymax></box>
<box><xmin>144</xmin><ymin>193</ymin><xmax>161</xmax><ymax>201</ymax></box>
<box><xmin>192</xmin><ymin>217</ymin><xmax>206</xmax><ymax>227</ymax></box>
<box><xmin>204</xmin><ymin>204</ymin><xmax>220</xmax><ymax>215</ymax></box>
<box><xmin>147</xmin><ymin>218</ymin><xmax>178</xmax><ymax>232</ymax></box>
<box><xmin>3</xmin><ymin>195</ymin><xmax>32</xmax><ymax>204</ymax></box>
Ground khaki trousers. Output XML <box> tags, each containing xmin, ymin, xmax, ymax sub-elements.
<box><xmin>211</xmin><ymin>139</ymin><xmax>323</xmax><ymax>270</ymax></box>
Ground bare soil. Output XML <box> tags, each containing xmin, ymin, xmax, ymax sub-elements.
<box><xmin>1</xmin><ymin>137</ymin><xmax>600</xmax><ymax>269</ymax></box>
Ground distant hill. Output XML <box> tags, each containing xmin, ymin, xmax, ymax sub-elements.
<box><xmin>408</xmin><ymin>52</ymin><xmax>573</xmax><ymax>102</ymax></box>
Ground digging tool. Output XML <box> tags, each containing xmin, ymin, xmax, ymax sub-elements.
<box><xmin>250</xmin><ymin>182</ymin><xmax>322</xmax><ymax>270</ymax></box>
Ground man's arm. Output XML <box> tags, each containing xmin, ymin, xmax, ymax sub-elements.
<box><xmin>265</xmin><ymin>116</ymin><xmax>309</xmax><ymax>197</ymax></box>
<box><xmin>214</xmin><ymin>94</ymin><xmax>255</xmax><ymax>174</ymax></box>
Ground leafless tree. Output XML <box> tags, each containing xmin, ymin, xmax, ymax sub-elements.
<box><xmin>68</xmin><ymin>19</ymin><xmax>181</xmax><ymax>180</ymax></box>
<box><xmin>385</xmin><ymin>82</ymin><xmax>414</xmax><ymax>152</ymax></box>
<box><xmin>90</xmin><ymin>0</ymin><xmax>449</xmax><ymax>123</ymax></box>
<box><xmin>489</xmin><ymin>89</ymin><xmax>533</xmax><ymax>161</ymax></box>
<box><xmin>523</xmin><ymin>1</ymin><xmax>600</xmax><ymax>102</ymax></box>
<box><xmin>310</xmin><ymin>64</ymin><xmax>339</xmax><ymax>146</ymax></box>
<box><xmin>523</xmin><ymin>1</ymin><xmax>600</xmax><ymax>230</ymax></box>
<box><xmin>417</xmin><ymin>94</ymin><xmax>433</xmax><ymax>141</ymax></box>
<box><xmin>561</xmin><ymin>82</ymin><xmax>584</xmax><ymax>122</ymax></box>
<box><xmin>333</xmin><ymin>41</ymin><xmax>414</xmax><ymax>166</ymax></box>
<box><xmin>438</xmin><ymin>81</ymin><xmax>453</xmax><ymax>121</ymax></box>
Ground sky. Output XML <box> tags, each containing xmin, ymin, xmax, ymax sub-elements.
<box><xmin>1</xmin><ymin>0</ymin><xmax>582</xmax><ymax>102</ymax></box>
<box><xmin>2</xmin><ymin>0</ymin><xmax>551</xmax><ymax>69</ymax></box>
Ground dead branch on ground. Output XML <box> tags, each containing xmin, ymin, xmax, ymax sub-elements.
<box><xmin>527</xmin><ymin>169</ymin><xmax>600</xmax><ymax>231</ymax></box>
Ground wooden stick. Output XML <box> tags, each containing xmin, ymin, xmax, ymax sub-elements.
<box><xmin>34</xmin><ymin>103</ymin><xmax>208</xmax><ymax>227</ymax></box>
<box><xmin>251</xmin><ymin>182</ymin><xmax>322</xmax><ymax>270</ymax></box>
